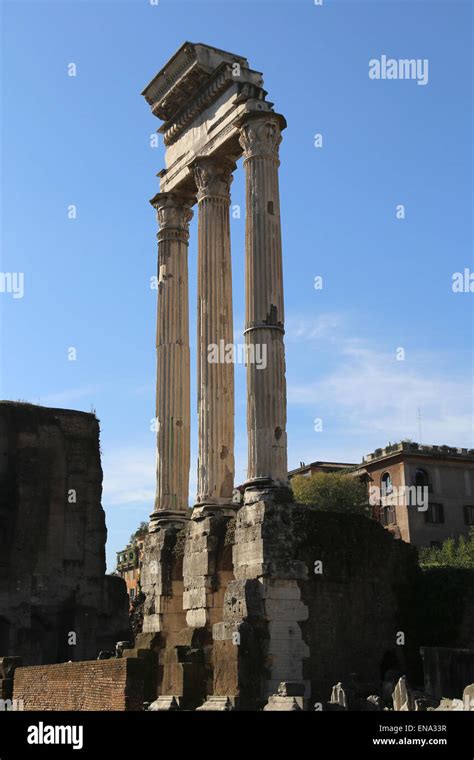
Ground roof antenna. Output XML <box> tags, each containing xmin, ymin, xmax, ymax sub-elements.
<box><xmin>418</xmin><ymin>407</ymin><xmax>422</xmax><ymax>445</ymax></box>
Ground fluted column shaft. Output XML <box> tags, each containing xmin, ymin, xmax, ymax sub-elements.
<box><xmin>193</xmin><ymin>158</ymin><xmax>235</xmax><ymax>506</ymax></box>
<box><xmin>150</xmin><ymin>193</ymin><xmax>193</xmax><ymax>523</ymax></box>
<box><xmin>239</xmin><ymin>115</ymin><xmax>289</xmax><ymax>490</ymax></box>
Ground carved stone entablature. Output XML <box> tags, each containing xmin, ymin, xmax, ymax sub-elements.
<box><xmin>142</xmin><ymin>42</ymin><xmax>250</xmax><ymax>122</ymax></box>
<box><xmin>161</xmin><ymin>65</ymin><xmax>235</xmax><ymax>147</ymax></box>
<box><xmin>142</xmin><ymin>44</ymin><xmax>274</xmax><ymax>194</ymax></box>
<box><xmin>160</xmin><ymin>65</ymin><xmax>266</xmax><ymax>148</ymax></box>
<box><xmin>158</xmin><ymin>100</ymin><xmax>276</xmax><ymax>194</ymax></box>
<box><xmin>234</xmin><ymin>81</ymin><xmax>269</xmax><ymax>106</ymax></box>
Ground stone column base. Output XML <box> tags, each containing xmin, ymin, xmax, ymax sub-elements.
<box><xmin>148</xmin><ymin>696</ymin><xmax>180</xmax><ymax>711</ymax></box>
<box><xmin>191</xmin><ymin>504</ymin><xmax>237</xmax><ymax>520</ymax></box>
<box><xmin>141</xmin><ymin>523</ymin><xmax>187</xmax><ymax>634</ymax></box>
<box><xmin>183</xmin><ymin>511</ymin><xmax>235</xmax><ymax>629</ymax></box>
<box><xmin>149</xmin><ymin>510</ymin><xmax>190</xmax><ymax>532</ymax></box>
<box><xmin>195</xmin><ymin>696</ymin><xmax>237</xmax><ymax>711</ymax></box>
<box><xmin>263</xmin><ymin>682</ymin><xmax>306</xmax><ymax>710</ymax></box>
<box><xmin>263</xmin><ymin>695</ymin><xmax>303</xmax><ymax>711</ymax></box>
<box><xmin>243</xmin><ymin>479</ymin><xmax>293</xmax><ymax>506</ymax></box>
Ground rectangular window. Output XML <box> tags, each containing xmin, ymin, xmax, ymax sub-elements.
<box><xmin>464</xmin><ymin>505</ymin><xmax>474</xmax><ymax>526</ymax></box>
<box><xmin>425</xmin><ymin>503</ymin><xmax>444</xmax><ymax>524</ymax></box>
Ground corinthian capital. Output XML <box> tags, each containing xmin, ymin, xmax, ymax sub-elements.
<box><xmin>239</xmin><ymin>116</ymin><xmax>283</xmax><ymax>161</ymax></box>
<box><xmin>150</xmin><ymin>192</ymin><xmax>194</xmax><ymax>231</ymax></box>
<box><xmin>192</xmin><ymin>157</ymin><xmax>235</xmax><ymax>202</ymax></box>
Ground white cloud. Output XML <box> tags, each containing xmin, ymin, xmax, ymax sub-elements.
<box><xmin>286</xmin><ymin>312</ymin><xmax>344</xmax><ymax>342</ymax></box>
<box><xmin>284</xmin><ymin>313</ymin><xmax>472</xmax><ymax>447</ymax></box>
<box><xmin>101</xmin><ymin>439</ymin><xmax>248</xmax><ymax>512</ymax></box>
<box><xmin>288</xmin><ymin>342</ymin><xmax>473</xmax><ymax>446</ymax></box>
<box><xmin>102</xmin><ymin>446</ymin><xmax>155</xmax><ymax>508</ymax></box>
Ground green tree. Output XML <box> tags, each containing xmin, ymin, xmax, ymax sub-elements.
<box><xmin>292</xmin><ymin>472</ymin><xmax>369</xmax><ymax>516</ymax></box>
<box><xmin>419</xmin><ymin>528</ymin><xmax>474</xmax><ymax>568</ymax></box>
<box><xmin>128</xmin><ymin>521</ymin><xmax>148</xmax><ymax>545</ymax></box>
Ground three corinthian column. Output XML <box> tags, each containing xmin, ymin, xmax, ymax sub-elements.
<box><xmin>150</xmin><ymin>115</ymin><xmax>289</xmax><ymax>526</ymax></box>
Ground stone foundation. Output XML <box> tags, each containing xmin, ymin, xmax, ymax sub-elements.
<box><xmin>138</xmin><ymin>502</ymin><xmax>419</xmax><ymax>709</ymax></box>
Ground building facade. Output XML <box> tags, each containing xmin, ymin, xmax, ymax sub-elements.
<box><xmin>288</xmin><ymin>460</ymin><xmax>358</xmax><ymax>479</ymax></box>
<box><xmin>355</xmin><ymin>442</ymin><xmax>474</xmax><ymax>547</ymax></box>
<box><xmin>116</xmin><ymin>538</ymin><xmax>144</xmax><ymax>604</ymax></box>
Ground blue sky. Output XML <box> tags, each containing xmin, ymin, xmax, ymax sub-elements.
<box><xmin>1</xmin><ymin>0</ymin><xmax>472</xmax><ymax>570</ymax></box>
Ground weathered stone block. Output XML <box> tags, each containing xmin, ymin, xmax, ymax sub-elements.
<box><xmin>0</xmin><ymin>402</ymin><xmax>129</xmax><ymax>665</ymax></box>
<box><xmin>183</xmin><ymin>588</ymin><xmax>208</xmax><ymax>609</ymax></box>
<box><xmin>463</xmin><ymin>684</ymin><xmax>474</xmax><ymax>711</ymax></box>
<box><xmin>263</xmin><ymin>695</ymin><xmax>303</xmax><ymax>711</ymax></box>
<box><xmin>264</xmin><ymin>598</ymin><xmax>308</xmax><ymax>622</ymax></box>
<box><xmin>148</xmin><ymin>696</ymin><xmax>180</xmax><ymax>711</ymax></box>
<box><xmin>392</xmin><ymin>676</ymin><xmax>414</xmax><ymax>711</ymax></box>
<box><xmin>186</xmin><ymin>609</ymin><xmax>208</xmax><ymax>629</ymax></box>
<box><xmin>196</xmin><ymin>696</ymin><xmax>236</xmax><ymax>711</ymax></box>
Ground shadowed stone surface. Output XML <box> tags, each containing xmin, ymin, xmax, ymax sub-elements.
<box><xmin>0</xmin><ymin>401</ymin><xmax>130</xmax><ymax>665</ymax></box>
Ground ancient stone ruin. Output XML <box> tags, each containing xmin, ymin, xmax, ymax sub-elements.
<box><xmin>131</xmin><ymin>42</ymin><xmax>420</xmax><ymax>711</ymax></box>
<box><xmin>0</xmin><ymin>402</ymin><xmax>129</xmax><ymax>666</ymax></box>
<box><xmin>2</xmin><ymin>42</ymin><xmax>472</xmax><ymax>714</ymax></box>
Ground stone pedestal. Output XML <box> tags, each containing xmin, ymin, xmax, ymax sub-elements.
<box><xmin>196</xmin><ymin>696</ymin><xmax>236</xmax><ymax>711</ymax></box>
<box><xmin>208</xmin><ymin>502</ymin><xmax>310</xmax><ymax>708</ymax></box>
<box><xmin>148</xmin><ymin>695</ymin><xmax>180</xmax><ymax>711</ymax></box>
<box><xmin>140</xmin><ymin>525</ymin><xmax>187</xmax><ymax>636</ymax></box>
<box><xmin>182</xmin><ymin>511</ymin><xmax>235</xmax><ymax>630</ymax></box>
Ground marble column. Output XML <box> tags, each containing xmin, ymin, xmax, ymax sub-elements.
<box><xmin>239</xmin><ymin>114</ymin><xmax>290</xmax><ymax>499</ymax></box>
<box><xmin>149</xmin><ymin>192</ymin><xmax>194</xmax><ymax>529</ymax></box>
<box><xmin>193</xmin><ymin>157</ymin><xmax>235</xmax><ymax>509</ymax></box>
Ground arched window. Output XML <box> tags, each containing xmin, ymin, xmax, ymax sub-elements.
<box><xmin>381</xmin><ymin>472</ymin><xmax>393</xmax><ymax>497</ymax></box>
<box><xmin>414</xmin><ymin>468</ymin><xmax>430</xmax><ymax>490</ymax></box>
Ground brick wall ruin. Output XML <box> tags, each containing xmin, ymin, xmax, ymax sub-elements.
<box><xmin>0</xmin><ymin>401</ymin><xmax>129</xmax><ymax>665</ymax></box>
<box><xmin>12</xmin><ymin>659</ymin><xmax>145</xmax><ymax>711</ymax></box>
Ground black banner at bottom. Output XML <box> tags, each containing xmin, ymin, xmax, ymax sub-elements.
<box><xmin>0</xmin><ymin>710</ymin><xmax>472</xmax><ymax>758</ymax></box>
